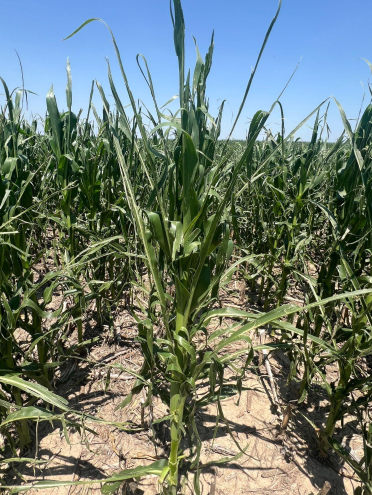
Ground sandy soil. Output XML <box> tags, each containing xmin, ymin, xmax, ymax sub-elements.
<box><xmin>2</xmin><ymin>276</ymin><xmax>365</xmax><ymax>495</ymax></box>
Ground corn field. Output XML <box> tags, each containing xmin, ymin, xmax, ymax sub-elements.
<box><xmin>1</xmin><ymin>1</ymin><xmax>372</xmax><ymax>494</ymax></box>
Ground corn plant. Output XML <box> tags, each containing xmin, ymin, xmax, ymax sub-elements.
<box><xmin>63</xmin><ymin>1</ymin><xmax>372</xmax><ymax>493</ymax></box>
<box><xmin>1</xmin><ymin>1</ymin><xmax>372</xmax><ymax>493</ymax></box>
<box><xmin>328</xmin><ymin>401</ymin><xmax>372</xmax><ymax>495</ymax></box>
<box><xmin>63</xmin><ymin>1</ymin><xmax>284</xmax><ymax>492</ymax></box>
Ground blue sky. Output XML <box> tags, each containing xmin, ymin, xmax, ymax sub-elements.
<box><xmin>1</xmin><ymin>0</ymin><xmax>372</xmax><ymax>140</ymax></box>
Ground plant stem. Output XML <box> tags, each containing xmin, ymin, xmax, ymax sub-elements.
<box><xmin>167</xmin><ymin>382</ymin><xmax>186</xmax><ymax>493</ymax></box>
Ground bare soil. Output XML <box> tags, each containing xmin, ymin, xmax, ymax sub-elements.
<box><xmin>3</xmin><ymin>278</ymin><xmax>364</xmax><ymax>495</ymax></box>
